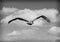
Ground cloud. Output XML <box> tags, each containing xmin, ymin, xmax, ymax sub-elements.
<box><xmin>0</xmin><ymin>7</ymin><xmax>18</xmax><ymax>15</ymax></box>
<box><xmin>1</xmin><ymin>7</ymin><xmax>60</xmax><ymax>41</ymax></box>
<box><xmin>48</xmin><ymin>26</ymin><xmax>60</xmax><ymax>37</ymax></box>
<box><xmin>1</xmin><ymin>7</ymin><xmax>59</xmax><ymax>24</ymax></box>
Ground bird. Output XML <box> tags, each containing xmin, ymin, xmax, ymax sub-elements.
<box><xmin>32</xmin><ymin>15</ymin><xmax>50</xmax><ymax>23</ymax></box>
<box><xmin>8</xmin><ymin>17</ymin><xmax>29</xmax><ymax>24</ymax></box>
<box><xmin>8</xmin><ymin>15</ymin><xmax>50</xmax><ymax>25</ymax></box>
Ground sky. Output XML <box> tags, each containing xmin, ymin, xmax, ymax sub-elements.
<box><xmin>0</xmin><ymin>1</ymin><xmax>60</xmax><ymax>42</ymax></box>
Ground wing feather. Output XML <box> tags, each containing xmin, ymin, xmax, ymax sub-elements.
<box><xmin>8</xmin><ymin>17</ymin><xmax>29</xmax><ymax>24</ymax></box>
<box><xmin>32</xmin><ymin>15</ymin><xmax>50</xmax><ymax>23</ymax></box>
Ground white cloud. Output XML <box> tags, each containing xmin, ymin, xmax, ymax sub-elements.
<box><xmin>48</xmin><ymin>26</ymin><xmax>60</xmax><ymax>36</ymax></box>
<box><xmin>0</xmin><ymin>7</ymin><xmax>18</xmax><ymax>15</ymax></box>
<box><xmin>1</xmin><ymin>7</ymin><xmax>60</xmax><ymax>40</ymax></box>
<box><xmin>7</xmin><ymin>31</ymin><xmax>21</xmax><ymax>36</ymax></box>
<box><xmin>1</xmin><ymin>7</ymin><xmax>59</xmax><ymax>24</ymax></box>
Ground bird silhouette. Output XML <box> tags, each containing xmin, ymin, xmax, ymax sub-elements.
<box><xmin>8</xmin><ymin>15</ymin><xmax>50</xmax><ymax>25</ymax></box>
<box><xmin>32</xmin><ymin>15</ymin><xmax>50</xmax><ymax>23</ymax></box>
<box><xmin>8</xmin><ymin>17</ymin><xmax>29</xmax><ymax>24</ymax></box>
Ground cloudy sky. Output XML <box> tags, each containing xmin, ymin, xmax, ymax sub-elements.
<box><xmin>0</xmin><ymin>0</ymin><xmax>60</xmax><ymax>42</ymax></box>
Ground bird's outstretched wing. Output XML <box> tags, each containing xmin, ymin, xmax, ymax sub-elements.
<box><xmin>8</xmin><ymin>17</ymin><xmax>29</xmax><ymax>24</ymax></box>
<box><xmin>32</xmin><ymin>15</ymin><xmax>50</xmax><ymax>23</ymax></box>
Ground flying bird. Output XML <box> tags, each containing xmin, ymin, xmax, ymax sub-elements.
<box><xmin>8</xmin><ymin>17</ymin><xmax>29</xmax><ymax>24</ymax></box>
<box><xmin>8</xmin><ymin>15</ymin><xmax>50</xmax><ymax>25</ymax></box>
